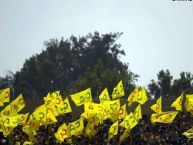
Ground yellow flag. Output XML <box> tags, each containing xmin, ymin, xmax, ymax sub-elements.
<box><xmin>108</xmin><ymin>121</ymin><xmax>119</xmax><ymax>140</ymax></box>
<box><xmin>2</xmin><ymin>114</ymin><xmax>23</xmax><ymax>127</ymax></box>
<box><xmin>119</xmin><ymin>104</ymin><xmax>127</xmax><ymax>119</ymax></box>
<box><xmin>109</xmin><ymin>121</ymin><xmax>119</xmax><ymax>136</ymax></box>
<box><xmin>151</xmin><ymin>96</ymin><xmax>162</xmax><ymax>114</ymax></box>
<box><xmin>104</xmin><ymin>100</ymin><xmax>120</xmax><ymax>113</ymax></box>
<box><xmin>128</xmin><ymin>87</ymin><xmax>147</xmax><ymax>106</ymax></box>
<box><xmin>185</xmin><ymin>94</ymin><xmax>193</xmax><ymax>114</ymax></box>
<box><xmin>23</xmin><ymin>141</ymin><xmax>33</xmax><ymax>145</ymax></box>
<box><xmin>53</xmin><ymin>93</ymin><xmax>64</xmax><ymax>108</ymax></box>
<box><xmin>133</xmin><ymin>104</ymin><xmax>142</xmax><ymax>121</ymax></box>
<box><xmin>44</xmin><ymin>92</ymin><xmax>52</xmax><ymax>105</ymax></box>
<box><xmin>19</xmin><ymin>113</ymin><xmax>29</xmax><ymax>125</ymax></box>
<box><xmin>10</xmin><ymin>94</ymin><xmax>25</xmax><ymax>112</ymax></box>
<box><xmin>23</xmin><ymin>125</ymin><xmax>38</xmax><ymax>144</ymax></box>
<box><xmin>56</xmin><ymin>98</ymin><xmax>72</xmax><ymax>115</ymax></box>
<box><xmin>182</xmin><ymin>127</ymin><xmax>193</xmax><ymax>139</ymax></box>
<box><xmin>112</xmin><ymin>80</ymin><xmax>125</xmax><ymax>99</ymax></box>
<box><xmin>0</xmin><ymin>88</ymin><xmax>10</xmax><ymax>104</ymax></box>
<box><xmin>99</xmin><ymin>88</ymin><xmax>110</xmax><ymax>103</ymax></box>
<box><xmin>127</xmin><ymin>87</ymin><xmax>138</xmax><ymax>106</ymax></box>
<box><xmin>46</xmin><ymin>102</ymin><xmax>58</xmax><ymax>116</ymax></box>
<box><xmin>151</xmin><ymin>111</ymin><xmax>178</xmax><ymax>124</ymax></box>
<box><xmin>2</xmin><ymin>126</ymin><xmax>15</xmax><ymax>137</ymax></box>
<box><xmin>30</xmin><ymin>105</ymin><xmax>47</xmax><ymax>125</ymax></box>
<box><xmin>171</xmin><ymin>93</ymin><xmax>183</xmax><ymax>111</ymax></box>
<box><xmin>119</xmin><ymin>129</ymin><xmax>130</xmax><ymax>144</ymax></box>
<box><xmin>120</xmin><ymin>112</ymin><xmax>138</xmax><ymax>130</ymax></box>
<box><xmin>68</xmin><ymin>118</ymin><xmax>84</xmax><ymax>136</ymax></box>
<box><xmin>85</xmin><ymin>122</ymin><xmax>97</xmax><ymax>138</ymax></box>
<box><xmin>104</xmin><ymin>100</ymin><xmax>120</xmax><ymax>119</ymax></box>
<box><xmin>71</xmin><ymin>88</ymin><xmax>92</xmax><ymax>106</ymax></box>
<box><xmin>1</xmin><ymin>104</ymin><xmax>18</xmax><ymax>116</ymax></box>
<box><xmin>137</xmin><ymin>87</ymin><xmax>148</xmax><ymax>105</ymax></box>
<box><xmin>55</xmin><ymin>123</ymin><xmax>70</xmax><ymax>142</ymax></box>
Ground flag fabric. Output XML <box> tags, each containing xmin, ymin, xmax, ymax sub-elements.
<box><xmin>151</xmin><ymin>111</ymin><xmax>178</xmax><ymax>124</ymax></box>
<box><xmin>19</xmin><ymin>113</ymin><xmax>29</xmax><ymax>125</ymax></box>
<box><xmin>104</xmin><ymin>100</ymin><xmax>120</xmax><ymax>119</ymax></box>
<box><xmin>68</xmin><ymin>118</ymin><xmax>84</xmax><ymax>136</ymax></box>
<box><xmin>133</xmin><ymin>104</ymin><xmax>142</xmax><ymax>121</ymax></box>
<box><xmin>184</xmin><ymin>94</ymin><xmax>193</xmax><ymax>114</ymax></box>
<box><xmin>30</xmin><ymin>105</ymin><xmax>47</xmax><ymax>125</ymax></box>
<box><xmin>0</xmin><ymin>88</ymin><xmax>10</xmax><ymax>105</ymax></box>
<box><xmin>2</xmin><ymin>126</ymin><xmax>15</xmax><ymax>137</ymax></box>
<box><xmin>119</xmin><ymin>104</ymin><xmax>127</xmax><ymax>119</ymax></box>
<box><xmin>128</xmin><ymin>87</ymin><xmax>138</xmax><ymax>106</ymax></box>
<box><xmin>1</xmin><ymin>104</ymin><xmax>18</xmax><ymax>116</ymax></box>
<box><xmin>120</xmin><ymin>112</ymin><xmax>138</xmax><ymax>130</ymax></box>
<box><xmin>99</xmin><ymin>88</ymin><xmax>110</xmax><ymax>103</ymax></box>
<box><xmin>171</xmin><ymin>93</ymin><xmax>183</xmax><ymax>111</ymax></box>
<box><xmin>23</xmin><ymin>141</ymin><xmax>33</xmax><ymax>145</ymax></box>
<box><xmin>10</xmin><ymin>94</ymin><xmax>25</xmax><ymax>113</ymax></box>
<box><xmin>182</xmin><ymin>127</ymin><xmax>193</xmax><ymax>139</ymax></box>
<box><xmin>85</xmin><ymin>122</ymin><xmax>97</xmax><ymax>138</ymax></box>
<box><xmin>112</xmin><ymin>80</ymin><xmax>125</xmax><ymax>99</ymax></box>
<box><xmin>23</xmin><ymin>125</ymin><xmax>38</xmax><ymax>144</ymax></box>
<box><xmin>55</xmin><ymin>123</ymin><xmax>70</xmax><ymax>142</ymax></box>
<box><xmin>151</xmin><ymin>96</ymin><xmax>162</xmax><ymax>114</ymax></box>
<box><xmin>128</xmin><ymin>87</ymin><xmax>148</xmax><ymax>106</ymax></box>
<box><xmin>71</xmin><ymin>88</ymin><xmax>92</xmax><ymax>106</ymax></box>
<box><xmin>2</xmin><ymin>114</ymin><xmax>23</xmax><ymax>127</ymax></box>
<box><xmin>56</xmin><ymin>98</ymin><xmax>72</xmax><ymax>115</ymax></box>
<box><xmin>108</xmin><ymin>121</ymin><xmax>119</xmax><ymax>140</ymax></box>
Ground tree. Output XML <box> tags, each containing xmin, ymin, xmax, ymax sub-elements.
<box><xmin>172</xmin><ymin>72</ymin><xmax>193</xmax><ymax>96</ymax></box>
<box><xmin>148</xmin><ymin>69</ymin><xmax>173</xmax><ymax>99</ymax></box>
<box><xmin>14</xmin><ymin>32</ymin><xmax>138</xmax><ymax>98</ymax></box>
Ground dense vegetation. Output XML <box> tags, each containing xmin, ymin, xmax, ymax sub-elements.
<box><xmin>0</xmin><ymin>32</ymin><xmax>193</xmax><ymax>100</ymax></box>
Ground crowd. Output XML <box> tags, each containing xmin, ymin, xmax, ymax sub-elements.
<box><xmin>0</xmin><ymin>112</ymin><xmax>192</xmax><ymax>145</ymax></box>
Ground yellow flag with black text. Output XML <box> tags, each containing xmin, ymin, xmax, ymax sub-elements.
<box><xmin>99</xmin><ymin>88</ymin><xmax>110</xmax><ymax>103</ymax></box>
<box><xmin>56</xmin><ymin>98</ymin><xmax>72</xmax><ymax>115</ymax></box>
<box><xmin>133</xmin><ymin>104</ymin><xmax>142</xmax><ymax>121</ymax></box>
<box><xmin>30</xmin><ymin>105</ymin><xmax>47</xmax><ymax>125</ymax></box>
<box><xmin>112</xmin><ymin>80</ymin><xmax>125</xmax><ymax>99</ymax></box>
<box><xmin>68</xmin><ymin>118</ymin><xmax>84</xmax><ymax>136</ymax></box>
<box><xmin>120</xmin><ymin>112</ymin><xmax>138</xmax><ymax>130</ymax></box>
<box><xmin>71</xmin><ymin>88</ymin><xmax>92</xmax><ymax>106</ymax></box>
<box><xmin>108</xmin><ymin>121</ymin><xmax>119</xmax><ymax>140</ymax></box>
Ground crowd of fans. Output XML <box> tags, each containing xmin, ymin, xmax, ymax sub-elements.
<box><xmin>0</xmin><ymin>112</ymin><xmax>192</xmax><ymax>145</ymax></box>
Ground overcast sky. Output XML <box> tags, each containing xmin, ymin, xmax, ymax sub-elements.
<box><xmin>0</xmin><ymin>0</ymin><xmax>193</xmax><ymax>86</ymax></box>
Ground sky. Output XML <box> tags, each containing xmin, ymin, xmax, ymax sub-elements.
<box><xmin>0</xmin><ymin>0</ymin><xmax>193</xmax><ymax>86</ymax></box>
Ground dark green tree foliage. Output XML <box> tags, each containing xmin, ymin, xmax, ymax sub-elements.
<box><xmin>148</xmin><ymin>70</ymin><xmax>193</xmax><ymax>99</ymax></box>
<box><xmin>14</xmin><ymin>32</ymin><xmax>138</xmax><ymax>98</ymax></box>
<box><xmin>148</xmin><ymin>70</ymin><xmax>172</xmax><ymax>98</ymax></box>
<box><xmin>172</xmin><ymin>72</ymin><xmax>193</xmax><ymax>96</ymax></box>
